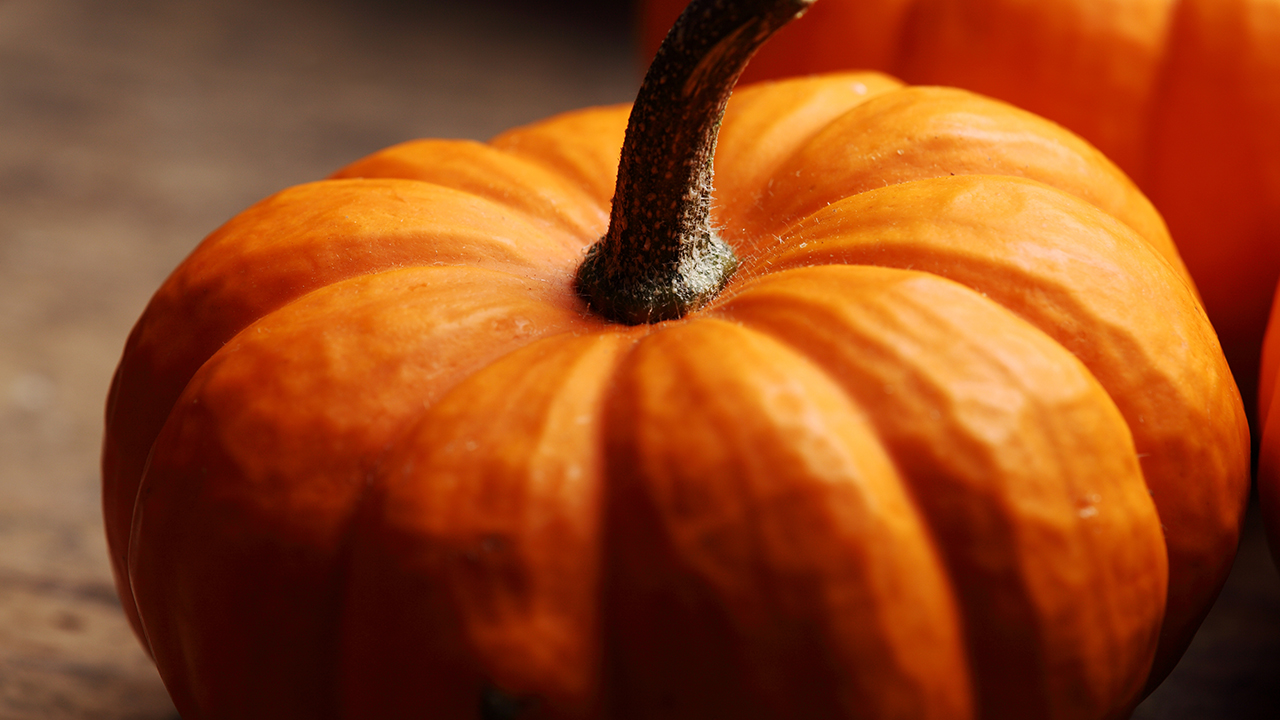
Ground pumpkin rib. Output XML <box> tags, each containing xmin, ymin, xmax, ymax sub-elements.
<box><xmin>599</xmin><ymin>316</ymin><xmax>975</xmax><ymax>720</ymax></box>
<box><xmin>720</xmin><ymin>173</ymin><xmax>1247</xmax><ymax>687</ymax></box>
<box><xmin>487</xmin><ymin>104</ymin><xmax>633</xmax><ymax>214</ymax></box>
<box><xmin>711</xmin><ymin>71</ymin><xmax>905</xmax><ymax>237</ymax></box>
<box><xmin>329</xmin><ymin>138</ymin><xmax>611</xmax><ymax>241</ymax></box>
<box><xmin>716</xmin><ymin>265</ymin><xmax>1167</xmax><ymax>720</ymax></box>
<box><xmin>105</xmin><ymin>175</ymin><xmax>589</xmax><ymax>471</ymax></box>
<box><xmin>102</xmin><ymin>176</ymin><xmax>598</xmax><ymax>642</ymax></box>
<box><xmin>339</xmin><ymin>330</ymin><xmax>638</xmax><ymax>720</ymax></box>
<box><xmin>126</xmin><ymin>264</ymin><xmax>604</xmax><ymax>719</ymax></box>
<box><xmin>726</xmin><ymin>84</ymin><xmax>1184</xmax><ymax>279</ymax></box>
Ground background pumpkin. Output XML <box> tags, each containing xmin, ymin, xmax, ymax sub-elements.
<box><xmin>104</xmin><ymin>0</ymin><xmax>1249</xmax><ymax>717</ymax></box>
<box><xmin>642</xmin><ymin>0</ymin><xmax>1280</xmax><ymax>417</ymax></box>
<box><xmin>1253</xmin><ymin>295</ymin><xmax>1280</xmax><ymax>572</ymax></box>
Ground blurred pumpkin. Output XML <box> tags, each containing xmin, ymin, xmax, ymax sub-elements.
<box><xmin>1253</xmin><ymin>293</ymin><xmax>1280</xmax><ymax>571</ymax></box>
<box><xmin>104</xmin><ymin>0</ymin><xmax>1248</xmax><ymax>718</ymax></box>
<box><xmin>643</xmin><ymin>0</ymin><xmax>1280</xmax><ymax>416</ymax></box>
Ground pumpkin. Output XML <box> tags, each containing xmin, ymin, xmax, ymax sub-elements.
<box><xmin>104</xmin><ymin>0</ymin><xmax>1249</xmax><ymax>718</ymax></box>
<box><xmin>643</xmin><ymin>0</ymin><xmax>1280</xmax><ymax>416</ymax></box>
<box><xmin>1254</xmin><ymin>296</ymin><xmax>1280</xmax><ymax>568</ymax></box>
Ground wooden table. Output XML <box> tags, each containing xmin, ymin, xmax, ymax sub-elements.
<box><xmin>2</xmin><ymin>1</ymin><xmax>1277</xmax><ymax>717</ymax></box>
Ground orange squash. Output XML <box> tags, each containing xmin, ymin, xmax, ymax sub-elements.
<box><xmin>105</xmin><ymin>0</ymin><xmax>1248</xmax><ymax>718</ymax></box>
<box><xmin>644</xmin><ymin>0</ymin><xmax>1280</xmax><ymax>414</ymax></box>
<box><xmin>1254</xmin><ymin>295</ymin><xmax>1280</xmax><ymax>569</ymax></box>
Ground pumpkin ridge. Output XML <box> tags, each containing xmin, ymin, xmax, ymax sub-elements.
<box><xmin>598</xmin><ymin>314</ymin><xmax>975</xmax><ymax>718</ymax></box>
<box><xmin>185</xmin><ymin>177</ymin><xmax>589</xmax><ymax>280</ymax></box>
<box><xmin>718</xmin><ymin>173</ymin><xmax>1248</xmax><ymax>690</ymax></box>
<box><xmin>732</xmin><ymin>86</ymin><xmax>1181</xmax><ymax>273</ymax></box>
<box><xmin>330</xmin><ymin>137</ymin><xmax>612</xmax><ymax>242</ymax></box>
<box><xmin>337</xmin><ymin>330</ymin><xmax>638</xmax><ymax>718</ymax></box>
<box><xmin>717</xmin><ymin>264</ymin><xmax>1168</xmax><ymax>719</ymax></box>
<box><xmin>127</xmin><ymin>264</ymin><xmax>608</xmax><ymax>718</ymax></box>
<box><xmin>488</xmin><ymin>103</ymin><xmax>633</xmax><ymax>212</ymax></box>
<box><xmin>709</xmin><ymin>71</ymin><xmax>907</xmax><ymax>238</ymax></box>
<box><xmin>104</xmin><ymin>176</ymin><xmax>588</xmax><ymax>507</ymax></box>
<box><xmin>734</xmin><ymin>175</ymin><xmax>1192</xmax><ymax>309</ymax></box>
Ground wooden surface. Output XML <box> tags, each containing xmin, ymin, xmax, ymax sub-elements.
<box><xmin>1</xmin><ymin>0</ymin><xmax>1278</xmax><ymax>717</ymax></box>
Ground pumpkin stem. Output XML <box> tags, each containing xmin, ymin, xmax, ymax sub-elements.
<box><xmin>575</xmin><ymin>0</ymin><xmax>816</xmax><ymax>324</ymax></box>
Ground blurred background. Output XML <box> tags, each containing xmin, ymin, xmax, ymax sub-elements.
<box><xmin>1</xmin><ymin>0</ymin><xmax>1277</xmax><ymax>717</ymax></box>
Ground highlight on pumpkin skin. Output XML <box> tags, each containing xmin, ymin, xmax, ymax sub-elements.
<box><xmin>710</xmin><ymin>72</ymin><xmax>905</xmax><ymax>210</ymax></box>
<box><xmin>330</xmin><ymin>138</ymin><xmax>613</xmax><ymax>240</ymax></box>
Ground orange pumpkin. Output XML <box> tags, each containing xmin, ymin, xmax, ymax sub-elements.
<box><xmin>104</xmin><ymin>0</ymin><xmax>1248</xmax><ymax>718</ymax></box>
<box><xmin>1254</xmin><ymin>296</ymin><xmax>1280</xmax><ymax>569</ymax></box>
<box><xmin>644</xmin><ymin>0</ymin><xmax>1280</xmax><ymax>414</ymax></box>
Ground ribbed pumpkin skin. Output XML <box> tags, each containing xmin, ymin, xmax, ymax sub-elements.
<box><xmin>104</xmin><ymin>74</ymin><xmax>1249</xmax><ymax>720</ymax></box>
<box><xmin>644</xmin><ymin>0</ymin><xmax>1280</xmax><ymax>411</ymax></box>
